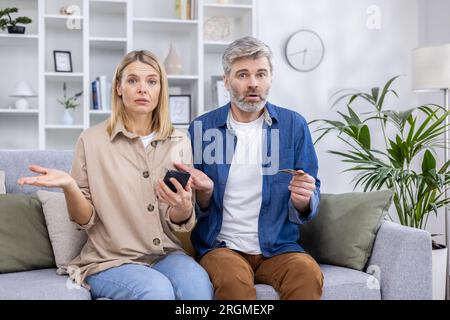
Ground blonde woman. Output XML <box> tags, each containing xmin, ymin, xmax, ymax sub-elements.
<box><xmin>18</xmin><ymin>50</ymin><xmax>213</xmax><ymax>300</ymax></box>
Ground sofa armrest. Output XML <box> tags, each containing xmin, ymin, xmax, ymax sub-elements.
<box><xmin>366</xmin><ymin>220</ymin><xmax>432</xmax><ymax>300</ymax></box>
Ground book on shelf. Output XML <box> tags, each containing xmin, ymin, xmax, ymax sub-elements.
<box><xmin>175</xmin><ymin>0</ymin><xmax>195</xmax><ymax>20</ymax></box>
<box><xmin>91</xmin><ymin>79</ymin><xmax>99</xmax><ymax>110</ymax></box>
<box><xmin>91</xmin><ymin>75</ymin><xmax>111</xmax><ymax>111</ymax></box>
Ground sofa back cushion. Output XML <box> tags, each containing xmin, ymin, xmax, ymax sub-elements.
<box><xmin>0</xmin><ymin>194</ymin><xmax>56</xmax><ymax>273</ymax></box>
<box><xmin>36</xmin><ymin>190</ymin><xmax>88</xmax><ymax>275</ymax></box>
<box><xmin>0</xmin><ymin>150</ymin><xmax>73</xmax><ymax>195</ymax></box>
<box><xmin>299</xmin><ymin>189</ymin><xmax>394</xmax><ymax>271</ymax></box>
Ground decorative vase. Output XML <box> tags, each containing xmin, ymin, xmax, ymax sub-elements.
<box><xmin>62</xmin><ymin>108</ymin><xmax>74</xmax><ymax>125</ymax></box>
<box><xmin>164</xmin><ymin>43</ymin><xmax>183</xmax><ymax>75</ymax></box>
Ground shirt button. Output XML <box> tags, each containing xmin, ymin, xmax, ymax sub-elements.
<box><xmin>151</xmin><ymin>141</ymin><xmax>157</xmax><ymax>148</ymax></box>
<box><xmin>143</xmin><ymin>171</ymin><xmax>149</xmax><ymax>178</ymax></box>
<box><xmin>147</xmin><ymin>204</ymin><xmax>154</xmax><ymax>212</ymax></box>
<box><xmin>153</xmin><ymin>238</ymin><xmax>161</xmax><ymax>246</ymax></box>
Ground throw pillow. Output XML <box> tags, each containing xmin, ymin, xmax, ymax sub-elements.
<box><xmin>36</xmin><ymin>190</ymin><xmax>88</xmax><ymax>275</ymax></box>
<box><xmin>299</xmin><ymin>189</ymin><xmax>394</xmax><ymax>271</ymax></box>
<box><xmin>0</xmin><ymin>170</ymin><xmax>5</xmax><ymax>194</ymax></box>
<box><xmin>0</xmin><ymin>194</ymin><xmax>55</xmax><ymax>273</ymax></box>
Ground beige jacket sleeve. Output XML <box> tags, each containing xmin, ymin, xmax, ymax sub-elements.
<box><xmin>164</xmin><ymin>133</ymin><xmax>196</xmax><ymax>232</ymax></box>
<box><xmin>70</xmin><ymin>135</ymin><xmax>97</xmax><ymax>230</ymax></box>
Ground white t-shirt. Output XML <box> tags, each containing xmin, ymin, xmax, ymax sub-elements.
<box><xmin>216</xmin><ymin>114</ymin><xmax>265</xmax><ymax>254</ymax></box>
<box><xmin>140</xmin><ymin>132</ymin><xmax>156</xmax><ymax>149</ymax></box>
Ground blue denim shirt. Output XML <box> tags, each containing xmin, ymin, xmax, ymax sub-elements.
<box><xmin>187</xmin><ymin>102</ymin><xmax>321</xmax><ymax>258</ymax></box>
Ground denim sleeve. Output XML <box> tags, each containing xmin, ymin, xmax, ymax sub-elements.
<box><xmin>188</xmin><ymin>121</ymin><xmax>212</xmax><ymax>218</ymax></box>
<box><xmin>288</xmin><ymin>114</ymin><xmax>321</xmax><ymax>225</ymax></box>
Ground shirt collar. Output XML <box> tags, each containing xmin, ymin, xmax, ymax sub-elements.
<box><xmin>110</xmin><ymin>120</ymin><xmax>182</xmax><ymax>142</ymax></box>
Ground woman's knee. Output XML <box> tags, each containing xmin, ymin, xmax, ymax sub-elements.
<box><xmin>155</xmin><ymin>253</ymin><xmax>213</xmax><ymax>299</ymax></box>
<box><xmin>87</xmin><ymin>264</ymin><xmax>176</xmax><ymax>300</ymax></box>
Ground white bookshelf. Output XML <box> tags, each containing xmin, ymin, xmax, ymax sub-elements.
<box><xmin>0</xmin><ymin>0</ymin><xmax>256</xmax><ymax>150</ymax></box>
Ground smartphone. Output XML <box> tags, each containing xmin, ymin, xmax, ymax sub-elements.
<box><xmin>163</xmin><ymin>170</ymin><xmax>191</xmax><ymax>192</ymax></box>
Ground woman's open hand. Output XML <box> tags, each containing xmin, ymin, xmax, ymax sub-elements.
<box><xmin>17</xmin><ymin>165</ymin><xmax>76</xmax><ymax>191</ymax></box>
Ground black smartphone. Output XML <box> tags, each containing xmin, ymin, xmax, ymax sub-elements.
<box><xmin>163</xmin><ymin>170</ymin><xmax>191</xmax><ymax>192</ymax></box>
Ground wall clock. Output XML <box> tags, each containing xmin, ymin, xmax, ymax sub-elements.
<box><xmin>285</xmin><ymin>29</ymin><xmax>325</xmax><ymax>72</ymax></box>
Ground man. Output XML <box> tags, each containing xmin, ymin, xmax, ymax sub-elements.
<box><xmin>176</xmin><ymin>36</ymin><xmax>323</xmax><ymax>300</ymax></box>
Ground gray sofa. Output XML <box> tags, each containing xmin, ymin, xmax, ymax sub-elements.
<box><xmin>0</xmin><ymin>150</ymin><xmax>433</xmax><ymax>300</ymax></box>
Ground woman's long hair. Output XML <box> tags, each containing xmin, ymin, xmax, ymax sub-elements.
<box><xmin>107</xmin><ymin>50</ymin><xmax>173</xmax><ymax>139</ymax></box>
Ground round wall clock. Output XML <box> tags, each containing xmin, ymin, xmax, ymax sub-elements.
<box><xmin>285</xmin><ymin>29</ymin><xmax>325</xmax><ymax>72</ymax></box>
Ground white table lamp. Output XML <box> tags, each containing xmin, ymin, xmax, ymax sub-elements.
<box><xmin>413</xmin><ymin>44</ymin><xmax>450</xmax><ymax>300</ymax></box>
<box><xmin>9</xmin><ymin>81</ymin><xmax>37</xmax><ymax>110</ymax></box>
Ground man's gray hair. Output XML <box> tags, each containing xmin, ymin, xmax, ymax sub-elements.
<box><xmin>222</xmin><ymin>36</ymin><xmax>273</xmax><ymax>75</ymax></box>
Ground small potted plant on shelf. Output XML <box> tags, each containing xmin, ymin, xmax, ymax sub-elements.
<box><xmin>57</xmin><ymin>82</ymin><xmax>82</xmax><ymax>125</ymax></box>
<box><xmin>0</xmin><ymin>7</ymin><xmax>32</xmax><ymax>34</ymax></box>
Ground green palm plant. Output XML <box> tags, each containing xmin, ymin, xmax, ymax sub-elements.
<box><xmin>311</xmin><ymin>76</ymin><xmax>450</xmax><ymax>230</ymax></box>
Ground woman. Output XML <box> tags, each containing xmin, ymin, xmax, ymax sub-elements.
<box><xmin>18</xmin><ymin>50</ymin><xmax>213</xmax><ymax>300</ymax></box>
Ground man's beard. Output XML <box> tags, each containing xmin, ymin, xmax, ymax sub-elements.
<box><xmin>229</xmin><ymin>85</ymin><xmax>269</xmax><ymax>113</ymax></box>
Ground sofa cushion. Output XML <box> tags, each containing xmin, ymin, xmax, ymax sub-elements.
<box><xmin>36</xmin><ymin>190</ymin><xmax>87</xmax><ymax>275</ymax></box>
<box><xmin>0</xmin><ymin>268</ymin><xmax>91</xmax><ymax>300</ymax></box>
<box><xmin>0</xmin><ymin>150</ymin><xmax>73</xmax><ymax>195</ymax></box>
<box><xmin>299</xmin><ymin>189</ymin><xmax>394</xmax><ymax>271</ymax></box>
<box><xmin>320</xmin><ymin>264</ymin><xmax>381</xmax><ymax>299</ymax></box>
<box><xmin>0</xmin><ymin>170</ymin><xmax>5</xmax><ymax>194</ymax></box>
<box><xmin>0</xmin><ymin>194</ymin><xmax>56</xmax><ymax>273</ymax></box>
<box><xmin>254</xmin><ymin>264</ymin><xmax>380</xmax><ymax>300</ymax></box>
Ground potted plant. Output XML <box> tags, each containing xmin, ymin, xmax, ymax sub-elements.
<box><xmin>310</xmin><ymin>76</ymin><xmax>450</xmax><ymax>298</ymax></box>
<box><xmin>0</xmin><ymin>7</ymin><xmax>32</xmax><ymax>34</ymax></box>
<box><xmin>57</xmin><ymin>82</ymin><xmax>82</xmax><ymax>125</ymax></box>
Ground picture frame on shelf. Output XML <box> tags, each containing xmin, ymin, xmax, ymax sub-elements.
<box><xmin>53</xmin><ymin>50</ymin><xmax>73</xmax><ymax>72</ymax></box>
<box><xmin>211</xmin><ymin>75</ymin><xmax>230</xmax><ymax>108</ymax></box>
<box><xmin>169</xmin><ymin>95</ymin><xmax>191</xmax><ymax>125</ymax></box>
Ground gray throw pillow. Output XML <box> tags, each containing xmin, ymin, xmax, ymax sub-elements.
<box><xmin>36</xmin><ymin>190</ymin><xmax>88</xmax><ymax>275</ymax></box>
<box><xmin>0</xmin><ymin>194</ymin><xmax>55</xmax><ymax>273</ymax></box>
<box><xmin>0</xmin><ymin>170</ymin><xmax>5</xmax><ymax>194</ymax></box>
<box><xmin>299</xmin><ymin>189</ymin><xmax>394</xmax><ymax>271</ymax></box>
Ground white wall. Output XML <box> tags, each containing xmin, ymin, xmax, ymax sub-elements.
<box><xmin>416</xmin><ymin>0</ymin><xmax>450</xmax><ymax>245</ymax></box>
<box><xmin>257</xmin><ymin>0</ymin><xmax>419</xmax><ymax>192</ymax></box>
<box><xmin>257</xmin><ymin>0</ymin><xmax>449</xmax><ymax>243</ymax></box>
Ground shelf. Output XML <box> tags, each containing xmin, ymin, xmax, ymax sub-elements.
<box><xmin>44</xmin><ymin>14</ymin><xmax>84</xmax><ymax>20</ymax></box>
<box><xmin>44</xmin><ymin>14</ymin><xmax>84</xmax><ymax>29</ymax></box>
<box><xmin>90</xmin><ymin>37</ymin><xmax>127</xmax><ymax>50</ymax></box>
<box><xmin>44</xmin><ymin>72</ymin><xmax>84</xmax><ymax>82</ymax></box>
<box><xmin>0</xmin><ymin>34</ymin><xmax>38</xmax><ymax>46</ymax></box>
<box><xmin>168</xmin><ymin>75</ymin><xmax>199</xmax><ymax>86</ymax></box>
<box><xmin>89</xmin><ymin>110</ymin><xmax>111</xmax><ymax>115</ymax></box>
<box><xmin>133</xmin><ymin>18</ymin><xmax>198</xmax><ymax>33</ymax></box>
<box><xmin>90</xmin><ymin>0</ymin><xmax>128</xmax><ymax>3</ymax></box>
<box><xmin>204</xmin><ymin>41</ymin><xmax>230</xmax><ymax>54</ymax></box>
<box><xmin>0</xmin><ymin>109</ymin><xmax>39</xmax><ymax>116</ymax></box>
<box><xmin>203</xmin><ymin>4</ymin><xmax>253</xmax><ymax>18</ymax></box>
<box><xmin>45</xmin><ymin>125</ymin><xmax>84</xmax><ymax>130</ymax></box>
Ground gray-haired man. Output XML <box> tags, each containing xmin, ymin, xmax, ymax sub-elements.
<box><xmin>176</xmin><ymin>36</ymin><xmax>323</xmax><ymax>299</ymax></box>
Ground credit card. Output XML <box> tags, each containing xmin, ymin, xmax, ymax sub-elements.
<box><xmin>278</xmin><ymin>169</ymin><xmax>305</xmax><ymax>175</ymax></box>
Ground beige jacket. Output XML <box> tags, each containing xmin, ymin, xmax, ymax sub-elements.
<box><xmin>67</xmin><ymin>119</ymin><xmax>195</xmax><ymax>288</ymax></box>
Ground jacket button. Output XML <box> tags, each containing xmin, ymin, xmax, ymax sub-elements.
<box><xmin>153</xmin><ymin>238</ymin><xmax>161</xmax><ymax>246</ymax></box>
<box><xmin>147</xmin><ymin>204</ymin><xmax>154</xmax><ymax>212</ymax></box>
<box><xmin>151</xmin><ymin>141</ymin><xmax>157</xmax><ymax>148</ymax></box>
<box><xmin>143</xmin><ymin>171</ymin><xmax>149</xmax><ymax>178</ymax></box>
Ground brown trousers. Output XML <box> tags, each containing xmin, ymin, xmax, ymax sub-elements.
<box><xmin>199</xmin><ymin>248</ymin><xmax>323</xmax><ymax>300</ymax></box>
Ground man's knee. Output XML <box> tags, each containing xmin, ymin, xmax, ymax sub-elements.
<box><xmin>199</xmin><ymin>248</ymin><xmax>256</xmax><ymax>299</ymax></box>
